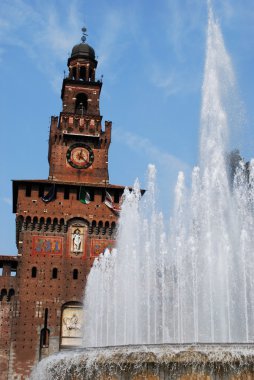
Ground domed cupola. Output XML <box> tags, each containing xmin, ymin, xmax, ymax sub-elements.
<box><xmin>70</xmin><ymin>42</ymin><xmax>95</xmax><ymax>60</ymax></box>
<box><xmin>67</xmin><ymin>27</ymin><xmax>98</xmax><ymax>82</ymax></box>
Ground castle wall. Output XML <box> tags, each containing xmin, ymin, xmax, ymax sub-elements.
<box><xmin>0</xmin><ymin>35</ymin><xmax>126</xmax><ymax>379</ymax></box>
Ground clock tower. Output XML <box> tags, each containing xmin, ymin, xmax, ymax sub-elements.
<box><xmin>0</xmin><ymin>29</ymin><xmax>133</xmax><ymax>380</ymax></box>
<box><xmin>48</xmin><ymin>29</ymin><xmax>111</xmax><ymax>184</ymax></box>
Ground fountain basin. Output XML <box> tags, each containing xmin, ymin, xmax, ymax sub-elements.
<box><xmin>31</xmin><ymin>343</ymin><xmax>254</xmax><ymax>379</ymax></box>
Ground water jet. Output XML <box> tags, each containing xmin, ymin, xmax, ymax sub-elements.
<box><xmin>31</xmin><ymin>3</ymin><xmax>254</xmax><ymax>379</ymax></box>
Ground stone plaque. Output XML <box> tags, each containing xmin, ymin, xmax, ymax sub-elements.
<box><xmin>61</xmin><ymin>306</ymin><xmax>83</xmax><ymax>347</ymax></box>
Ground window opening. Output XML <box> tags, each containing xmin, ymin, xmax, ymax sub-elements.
<box><xmin>76</xmin><ymin>187</ymin><xmax>80</xmax><ymax>200</ymax></box>
<box><xmin>10</xmin><ymin>270</ymin><xmax>16</xmax><ymax>277</ymax></box>
<box><xmin>114</xmin><ymin>191</ymin><xmax>120</xmax><ymax>203</ymax></box>
<box><xmin>0</xmin><ymin>289</ymin><xmax>7</xmax><ymax>301</ymax></box>
<box><xmin>80</xmin><ymin>66</ymin><xmax>86</xmax><ymax>81</ymax></box>
<box><xmin>73</xmin><ymin>269</ymin><xmax>78</xmax><ymax>280</ymax></box>
<box><xmin>40</xmin><ymin>309</ymin><xmax>50</xmax><ymax>350</ymax></box>
<box><xmin>26</xmin><ymin>184</ymin><xmax>32</xmax><ymax>197</ymax></box>
<box><xmin>88</xmin><ymin>189</ymin><xmax>94</xmax><ymax>201</ymax></box>
<box><xmin>52</xmin><ymin>268</ymin><xmax>58</xmax><ymax>279</ymax></box>
<box><xmin>31</xmin><ymin>267</ymin><xmax>37</xmax><ymax>278</ymax></box>
<box><xmin>64</xmin><ymin>187</ymin><xmax>70</xmax><ymax>200</ymax></box>
<box><xmin>40</xmin><ymin>328</ymin><xmax>50</xmax><ymax>348</ymax></box>
<box><xmin>75</xmin><ymin>93</ymin><xmax>88</xmax><ymax>115</ymax></box>
<box><xmin>39</xmin><ymin>185</ymin><xmax>44</xmax><ymax>197</ymax></box>
<box><xmin>8</xmin><ymin>288</ymin><xmax>15</xmax><ymax>301</ymax></box>
<box><xmin>72</xmin><ymin>67</ymin><xmax>77</xmax><ymax>80</ymax></box>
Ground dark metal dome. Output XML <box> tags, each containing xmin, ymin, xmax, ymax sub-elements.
<box><xmin>70</xmin><ymin>43</ymin><xmax>95</xmax><ymax>60</ymax></box>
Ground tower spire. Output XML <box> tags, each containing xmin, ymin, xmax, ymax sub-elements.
<box><xmin>81</xmin><ymin>26</ymin><xmax>88</xmax><ymax>43</ymax></box>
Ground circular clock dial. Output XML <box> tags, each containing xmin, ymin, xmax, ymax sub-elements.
<box><xmin>66</xmin><ymin>143</ymin><xmax>94</xmax><ymax>169</ymax></box>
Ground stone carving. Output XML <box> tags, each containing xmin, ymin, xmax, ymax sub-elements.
<box><xmin>63</xmin><ymin>313</ymin><xmax>81</xmax><ymax>334</ymax></box>
<box><xmin>73</xmin><ymin>229</ymin><xmax>82</xmax><ymax>252</ymax></box>
<box><xmin>61</xmin><ymin>306</ymin><xmax>83</xmax><ymax>346</ymax></box>
<box><xmin>70</xmin><ymin>225</ymin><xmax>85</xmax><ymax>257</ymax></box>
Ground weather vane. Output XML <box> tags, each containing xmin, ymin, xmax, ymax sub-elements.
<box><xmin>81</xmin><ymin>26</ymin><xmax>88</xmax><ymax>43</ymax></box>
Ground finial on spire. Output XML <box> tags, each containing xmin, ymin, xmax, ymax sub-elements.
<box><xmin>81</xmin><ymin>27</ymin><xmax>88</xmax><ymax>43</ymax></box>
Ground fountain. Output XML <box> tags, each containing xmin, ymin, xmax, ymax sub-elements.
<box><xmin>31</xmin><ymin>2</ymin><xmax>254</xmax><ymax>379</ymax></box>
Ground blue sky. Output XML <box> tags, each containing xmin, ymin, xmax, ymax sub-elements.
<box><xmin>1</xmin><ymin>0</ymin><xmax>254</xmax><ymax>254</ymax></box>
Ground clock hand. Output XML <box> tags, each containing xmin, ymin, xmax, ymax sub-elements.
<box><xmin>78</xmin><ymin>150</ymin><xmax>85</xmax><ymax>160</ymax></box>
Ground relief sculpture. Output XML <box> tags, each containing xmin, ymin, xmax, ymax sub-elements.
<box><xmin>73</xmin><ymin>229</ymin><xmax>82</xmax><ymax>252</ymax></box>
<box><xmin>70</xmin><ymin>225</ymin><xmax>85</xmax><ymax>257</ymax></box>
<box><xmin>61</xmin><ymin>306</ymin><xmax>83</xmax><ymax>347</ymax></box>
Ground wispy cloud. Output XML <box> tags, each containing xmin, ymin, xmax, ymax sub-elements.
<box><xmin>133</xmin><ymin>0</ymin><xmax>206</xmax><ymax>97</ymax></box>
<box><xmin>149</xmin><ymin>64</ymin><xmax>201</xmax><ymax>97</ymax></box>
<box><xmin>150</xmin><ymin>67</ymin><xmax>179</xmax><ymax>96</ymax></box>
<box><xmin>0</xmin><ymin>0</ymin><xmax>82</xmax><ymax>91</ymax></box>
<box><xmin>114</xmin><ymin>128</ymin><xmax>190</xmax><ymax>174</ymax></box>
<box><xmin>3</xmin><ymin>197</ymin><xmax>12</xmax><ymax>206</ymax></box>
<box><xmin>164</xmin><ymin>0</ymin><xmax>205</xmax><ymax>59</ymax></box>
<box><xmin>97</xmin><ymin>9</ymin><xmax>125</xmax><ymax>69</ymax></box>
<box><xmin>145</xmin><ymin>0</ymin><xmax>254</xmax><ymax>98</ymax></box>
<box><xmin>219</xmin><ymin>0</ymin><xmax>234</xmax><ymax>21</ymax></box>
<box><xmin>36</xmin><ymin>2</ymin><xmax>81</xmax><ymax>60</ymax></box>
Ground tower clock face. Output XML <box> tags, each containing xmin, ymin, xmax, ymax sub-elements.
<box><xmin>66</xmin><ymin>143</ymin><xmax>94</xmax><ymax>169</ymax></box>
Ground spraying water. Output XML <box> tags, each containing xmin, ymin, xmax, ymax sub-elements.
<box><xmin>83</xmin><ymin>5</ymin><xmax>254</xmax><ymax>345</ymax></box>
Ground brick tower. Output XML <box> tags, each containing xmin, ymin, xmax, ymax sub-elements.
<box><xmin>0</xmin><ymin>29</ymin><xmax>127</xmax><ymax>379</ymax></box>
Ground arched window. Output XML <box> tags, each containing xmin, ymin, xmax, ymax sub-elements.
<box><xmin>53</xmin><ymin>218</ymin><xmax>58</xmax><ymax>230</ymax></box>
<box><xmin>75</xmin><ymin>93</ymin><xmax>88</xmax><ymax>115</ymax></box>
<box><xmin>80</xmin><ymin>66</ymin><xmax>86</xmax><ymax>81</ymax></box>
<box><xmin>46</xmin><ymin>217</ymin><xmax>51</xmax><ymax>231</ymax></box>
<box><xmin>0</xmin><ymin>289</ymin><xmax>7</xmax><ymax>301</ymax></box>
<box><xmin>52</xmin><ymin>268</ymin><xmax>58</xmax><ymax>279</ymax></box>
<box><xmin>26</xmin><ymin>216</ymin><xmax>32</xmax><ymax>230</ymax></box>
<box><xmin>32</xmin><ymin>267</ymin><xmax>37</xmax><ymax>278</ymax></box>
<box><xmin>72</xmin><ymin>67</ymin><xmax>77</xmax><ymax>80</ymax></box>
<box><xmin>7</xmin><ymin>288</ymin><xmax>15</xmax><ymax>301</ymax></box>
<box><xmin>89</xmin><ymin>68</ymin><xmax>94</xmax><ymax>81</ymax></box>
<box><xmin>73</xmin><ymin>269</ymin><xmax>78</xmax><ymax>280</ymax></box>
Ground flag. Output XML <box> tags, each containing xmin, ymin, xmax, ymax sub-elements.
<box><xmin>41</xmin><ymin>184</ymin><xmax>55</xmax><ymax>203</ymax></box>
<box><xmin>112</xmin><ymin>205</ymin><xmax>121</xmax><ymax>216</ymax></box>
<box><xmin>79</xmin><ymin>187</ymin><xmax>91</xmax><ymax>204</ymax></box>
<box><xmin>104</xmin><ymin>191</ymin><xmax>113</xmax><ymax>209</ymax></box>
<box><xmin>104</xmin><ymin>191</ymin><xmax>121</xmax><ymax>215</ymax></box>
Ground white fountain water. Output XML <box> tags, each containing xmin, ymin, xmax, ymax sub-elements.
<box><xmin>83</xmin><ymin>5</ymin><xmax>254</xmax><ymax>346</ymax></box>
<box><xmin>30</xmin><ymin>4</ymin><xmax>254</xmax><ymax>380</ymax></box>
